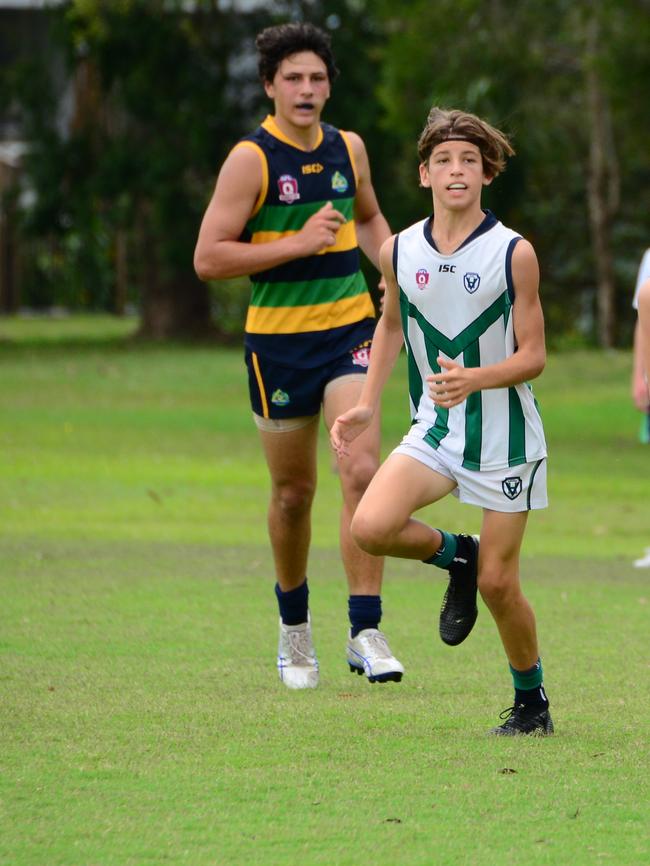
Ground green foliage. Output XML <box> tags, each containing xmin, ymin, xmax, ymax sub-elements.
<box><xmin>3</xmin><ymin>1</ymin><xmax>650</xmax><ymax>343</ymax></box>
<box><xmin>6</xmin><ymin>1</ymin><xmax>271</xmax><ymax>315</ymax></box>
<box><xmin>373</xmin><ymin>0</ymin><xmax>650</xmax><ymax>345</ymax></box>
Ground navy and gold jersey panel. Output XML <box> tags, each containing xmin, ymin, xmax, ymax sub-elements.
<box><xmin>241</xmin><ymin>120</ymin><xmax>358</xmax><ymax>215</ymax></box>
<box><xmin>236</xmin><ymin>117</ymin><xmax>374</xmax><ymax>343</ymax></box>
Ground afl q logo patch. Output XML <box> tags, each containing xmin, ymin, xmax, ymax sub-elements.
<box><xmin>502</xmin><ymin>477</ymin><xmax>523</xmax><ymax>500</ymax></box>
<box><xmin>278</xmin><ymin>174</ymin><xmax>300</xmax><ymax>204</ymax></box>
<box><xmin>463</xmin><ymin>272</ymin><xmax>481</xmax><ymax>293</ymax></box>
<box><xmin>416</xmin><ymin>268</ymin><xmax>430</xmax><ymax>289</ymax></box>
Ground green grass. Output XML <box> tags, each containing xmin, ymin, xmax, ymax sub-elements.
<box><xmin>1</xmin><ymin>316</ymin><xmax>649</xmax><ymax>865</ymax></box>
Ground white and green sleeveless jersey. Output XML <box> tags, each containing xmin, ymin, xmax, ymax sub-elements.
<box><xmin>633</xmin><ymin>248</ymin><xmax>650</xmax><ymax>309</ymax></box>
<box><xmin>394</xmin><ymin>210</ymin><xmax>547</xmax><ymax>471</ymax></box>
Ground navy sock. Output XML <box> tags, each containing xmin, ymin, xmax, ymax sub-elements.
<box><xmin>510</xmin><ymin>658</ymin><xmax>549</xmax><ymax>708</ymax></box>
<box><xmin>423</xmin><ymin>530</ymin><xmax>458</xmax><ymax>568</ymax></box>
<box><xmin>348</xmin><ymin>594</ymin><xmax>382</xmax><ymax>638</ymax></box>
<box><xmin>515</xmin><ymin>685</ymin><xmax>549</xmax><ymax>708</ymax></box>
<box><xmin>275</xmin><ymin>579</ymin><xmax>309</xmax><ymax>625</ymax></box>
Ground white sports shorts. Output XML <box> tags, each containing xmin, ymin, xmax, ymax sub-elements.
<box><xmin>392</xmin><ymin>432</ymin><xmax>548</xmax><ymax>513</ymax></box>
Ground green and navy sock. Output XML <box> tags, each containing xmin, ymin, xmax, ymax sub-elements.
<box><xmin>275</xmin><ymin>579</ymin><xmax>309</xmax><ymax>625</ymax></box>
<box><xmin>348</xmin><ymin>594</ymin><xmax>382</xmax><ymax>638</ymax></box>
<box><xmin>510</xmin><ymin>658</ymin><xmax>549</xmax><ymax>708</ymax></box>
<box><xmin>422</xmin><ymin>530</ymin><xmax>457</xmax><ymax>568</ymax></box>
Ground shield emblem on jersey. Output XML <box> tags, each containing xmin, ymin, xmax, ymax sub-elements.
<box><xmin>502</xmin><ymin>477</ymin><xmax>523</xmax><ymax>500</ymax></box>
<box><xmin>463</xmin><ymin>272</ymin><xmax>481</xmax><ymax>293</ymax></box>
<box><xmin>278</xmin><ymin>174</ymin><xmax>300</xmax><ymax>204</ymax></box>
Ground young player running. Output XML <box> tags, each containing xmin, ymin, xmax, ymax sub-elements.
<box><xmin>194</xmin><ymin>23</ymin><xmax>402</xmax><ymax>689</ymax></box>
<box><xmin>331</xmin><ymin>107</ymin><xmax>553</xmax><ymax>735</ymax></box>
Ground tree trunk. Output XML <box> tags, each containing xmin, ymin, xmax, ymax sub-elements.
<box><xmin>584</xmin><ymin>14</ymin><xmax>620</xmax><ymax>348</ymax></box>
<box><xmin>137</xmin><ymin>273</ymin><xmax>216</xmax><ymax>340</ymax></box>
<box><xmin>114</xmin><ymin>228</ymin><xmax>128</xmax><ymax>316</ymax></box>
<box><xmin>0</xmin><ymin>162</ymin><xmax>21</xmax><ymax>313</ymax></box>
<box><xmin>134</xmin><ymin>202</ymin><xmax>216</xmax><ymax>340</ymax></box>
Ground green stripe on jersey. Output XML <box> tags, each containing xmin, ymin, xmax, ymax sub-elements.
<box><xmin>400</xmin><ymin>291</ymin><xmax>424</xmax><ymax>413</ymax></box>
<box><xmin>508</xmin><ymin>387</ymin><xmax>527</xmax><ymax>466</ymax></box>
<box><xmin>404</xmin><ymin>335</ymin><xmax>424</xmax><ymax>416</ymax></box>
<box><xmin>462</xmin><ymin>342</ymin><xmax>482</xmax><ymax>469</ymax></box>
<box><xmin>250</xmin><ymin>271</ymin><xmax>367</xmax><ymax>309</ymax></box>
<box><xmin>248</xmin><ymin>197</ymin><xmax>355</xmax><ymax>233</ymax></box>
<box><xmin>403</xmin><ymin>290</ymin><xmax>510</xmax><ymax>358</ymax></box>
<box><xmin>422</xmin><ymin>354</ymin><xmax>450</xmax><ymax>450</ymax></box>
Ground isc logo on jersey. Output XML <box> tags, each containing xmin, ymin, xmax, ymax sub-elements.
<box><xmin>278</xmin><ymin>175</ymin><xmax>300</xmax><ymax>204</ymax></box>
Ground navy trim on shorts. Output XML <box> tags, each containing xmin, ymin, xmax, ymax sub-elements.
<box><xmin>527</xmin><ymin>458</ymin><xmax>544</xmax><ymax>510</ymax></box>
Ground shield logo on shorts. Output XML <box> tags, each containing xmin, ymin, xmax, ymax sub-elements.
<box><xmin>502</xmin><ymin>476</ymin><xmax>522</xmax><ymax>500</ymax></box>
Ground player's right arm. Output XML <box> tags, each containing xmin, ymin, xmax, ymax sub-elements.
<box><xmin>193</xmin><ymin>145</ymin><xmax>346</xmax><ymax>280</ymax></box>
<box><xmin>632</xmin><ymin>318</ymin><xmax>649</xmax><ymax>410</ymax></box>
<box><xmin>330</xmin><ymin>235</ymin><xmax>404</xmax><ymax>456</ymax></box>
<box><xmin>637</xmin><ymin>278</ymin><xmax>650</xmax><ymax>401</ymax></box>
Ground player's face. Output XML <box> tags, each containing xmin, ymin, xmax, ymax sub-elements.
<box><xmin>264</xmin><ymin>52</ymin><xmax>330</xmax><ymax>131</ymax></box>
<box><xmin>419</xmin><ymin>140</ymin><xmax>492</xmax><ymax>210</ymax></box>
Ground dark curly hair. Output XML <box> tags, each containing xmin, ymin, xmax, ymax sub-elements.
<box><xmin>256</xmin><ymin>22</ymin><xmax>339</xmax><ymax>84</ymax></box>
<box><xmin>417</xmin><ymin>107</ymin><xmax>515</xmax><ymax>179</ymax></box>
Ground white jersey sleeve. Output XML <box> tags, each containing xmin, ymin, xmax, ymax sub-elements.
<box><xmin>633</xmin><ymin>248</ymin><xmax>650</xmax><ymax>310</ymax></box>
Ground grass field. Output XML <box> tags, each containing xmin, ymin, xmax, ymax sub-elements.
<box><xmin>1</xmin><ymin>315</ymin><xmax>649</xmax><ymax>865</ymax></box>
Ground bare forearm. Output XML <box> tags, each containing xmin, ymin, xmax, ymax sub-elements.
<box><xmin>194</xmin><ymin>236</ymin><xmax>305</xmax><ymax>281</ymax></box>
<box><xmin>632</xmin><ymin>320</ymin><xmax>645</xmax><ymax>384</ymax></box>
<box><xmin>358</xmin><ymin>317</ymin><xmax>404</xmax><ymax>410</ymax></box>
<box><xmin>356</xmin><ymin>212</ymin><xmax>392</xmax><ymax>271</ymax></box>
<box><xmin>467</xmin><ymin>349</ymin><xmax>545</xmax><ymax>391</ymax></box>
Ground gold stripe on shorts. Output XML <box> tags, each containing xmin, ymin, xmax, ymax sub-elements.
<box><xmin>251</xmin><ymin>352</ymin><xmax>269</xmax><ymax>418</ymax></box>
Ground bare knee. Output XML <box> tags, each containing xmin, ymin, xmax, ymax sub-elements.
<box><xmin>272</xmin><ymin>479</ymin><xmax>315</xmax><ymax>520</ymax></box>
<box><xmin>350</xmin><ymin>506</ymin><xmax>393</xmax><ymax>556</ymax></box>
<box><xmin>478</xmin><ymin>567</ymin><xmax>520</xmax><ymax>613</ymax></box>
<box><xmin>338</xmin><ymin>451</ymin><xmax>378</xmax><ymax>504</ymax></box>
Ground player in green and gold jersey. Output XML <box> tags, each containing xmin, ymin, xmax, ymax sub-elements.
<box><xmin>194</xmin><ymin>22</ymin><xmax>403</xmax><ymax>688</ymax></box>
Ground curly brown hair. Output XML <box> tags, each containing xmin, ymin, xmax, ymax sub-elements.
<box><xmin>256</xmin><ymin>23</ymin><xmax>339</xmax><ymax>85</ymax></box>
<box><xmin>417</xmin><ymin>107</ymin><xmax>515</xmax><ymax>178</ymax></box>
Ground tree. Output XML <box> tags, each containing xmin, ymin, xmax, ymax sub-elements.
<box><xmin>5</xmin><ymin>0</ymin><xmax>650</xmax><ymax>345</ymax></box>
<box><xmin>5</xmin><ymin>0</ymin><xmax>271</xmax><ymax>338</ymax></box>
<box><xmin>373</xmin><ymin>0</ymin><xmax>650</xmax><ymax>347</ymax></box>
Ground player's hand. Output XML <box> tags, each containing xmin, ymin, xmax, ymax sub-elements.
<box><xmin>427</xmin><ymin>357</ymin><xmax>476</xmax><ymax>408</ymax></box>
<box><xmin>330</xmin><ymin>406</ymin><xmax>374</xmax><ymax>457</ymax></box>
<box><xmin>295</xmin><ymin>201</ymin><xmax>346</xmax><ymax>256</ymax></box>
<box><xmin>632</xmin><ymin>377</ymin><xmax>650</xmax><ymax>412</ymax></box>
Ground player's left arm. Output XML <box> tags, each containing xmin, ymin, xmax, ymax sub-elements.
<box><xmin>345</xmin><ymin>131</ymin><xmax>391</xmax><ymax>270</ymax></box>
<box><xmin>637</xmin><ymin>277</ymin><xmax>650</xmax><ymax>394</ymax></box>
<box><xmin>428</xmin><ymin>239</ymin><xmax>546</xmax><ymax>408</ymax></box>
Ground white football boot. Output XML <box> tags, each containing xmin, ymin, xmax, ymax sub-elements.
<box><xmin>277</xmin><ymin>617</ymin><xmax>319</xmax><ymax>689</ymax></box>
<box><xmin>347</xmin><ymin>628</ymin><xmax>404</xmax><ymax>683</ymax></box>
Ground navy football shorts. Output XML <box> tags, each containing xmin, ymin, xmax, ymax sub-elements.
<box><xmin>245</xmin><ymin>336</ymin><xmax>373</xmax><ymax>419</ymax></box>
